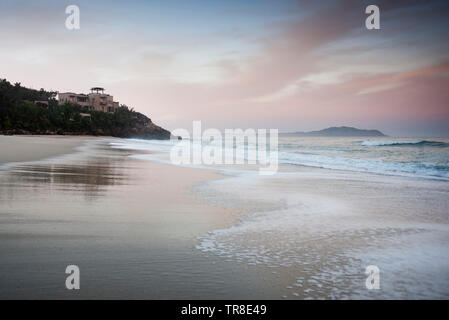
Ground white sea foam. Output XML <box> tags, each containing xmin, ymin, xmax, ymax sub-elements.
<box><xmin>193</xmin><ymin>172</ymin><xmax>449</xmax><ymax>299</ymax></box>
<box><xmin>361</xmin><ymin>139</ymin><xmax>449</xmax><ymax>147</ymax></box>
<box><xmin>278</xmin><ymin>151</ymin><xmax>449</xmax><ymax>179</ymax></box>
<box><xmin>109</xmin><ymin>138</ymin><xmax>178</xmax><ymax>152</ymax></box>
<box><xmin>108</xmin><ymin>137</ymin><xmax>449</xmax><ymax>298</ymax></box>
<box><xmin>361</xmin><ymin>140</ymin><xmax>424</xmax><ymax>146</ymax></box>
<box><xmin>110</xmin><ymin>137</ymin><xmax>449</xmax><ymax>180</ymax></box>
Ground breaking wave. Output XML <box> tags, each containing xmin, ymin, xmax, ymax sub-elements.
<box><xmin>361</xmin><ymin>140</ymin><xmax>449</xmax><ymax>147</ymax></box>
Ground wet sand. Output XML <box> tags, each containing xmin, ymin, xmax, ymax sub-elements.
<box><xmin>0</xmin><ymin>137</ymin><xmax>276</xmax><ymax>299</ymax></box>
<box><xmin>1</xmin><ymin>136</ymin><xmax>448</xmax><ymax>299</ymax></box>
<box><xmin>195</xmin><ymin>167</ymin><xmax>449</xmax><ymax>299</ymax></box>
<box><xmin>0</xmin><ymin>135</ymin><xmax>96</xmax><ymax>164</ymax></box>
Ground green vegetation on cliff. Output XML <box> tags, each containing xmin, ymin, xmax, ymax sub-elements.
<box><xmin>0</xmin><ymin>79</ymin><xmax>171</xmax><ymax>139</ymax></box>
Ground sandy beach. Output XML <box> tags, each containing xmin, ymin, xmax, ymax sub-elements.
<box><xmin>2</xmin><ymin>0</ymin><xmax>449</xmax><ymax>308</ymax></box>
<box><xmin>0</xmin><ymin>135</ymin><xmax>96</xmax><ymax>165</ymax></box>
<box><xmin>0</xmin><ymin>136</ymin><xmax>273</xmax><ymax>299</ymax></box>
<box><xmin>0</xmin><ymin>136</ymin><xmax>448</xmax><ymax>299</ymax></box>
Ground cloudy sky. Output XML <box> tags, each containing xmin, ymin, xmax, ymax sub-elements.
<box><xmin>1</xmin><ymin>0</ymin><xmax>448</xmax><ymax>136</ymax></box>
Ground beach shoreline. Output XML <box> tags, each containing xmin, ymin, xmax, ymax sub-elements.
<box><xmin>0</xmin><ymin>135</ymin><xmax>448</xmax><ymax>299</ymax></box>
<box><xmin>0</xmin><ymin>135</ymin><xmax>269</xmax><ymax>299</ymax></box>
<box><xmin>111</xmin><ymin>138</ymin><xmax>449</xmax><ymax>299</ymax></box>
<box><xmin>0</xmin><ymin>135</ymin><xmax>102</xmax><ymax>165</ymax></box>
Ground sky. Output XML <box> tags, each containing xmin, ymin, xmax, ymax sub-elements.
<box><xmin>1</xmin><ymin>0</ymin><xmax>448</xmax><ymax>137</ymax></box>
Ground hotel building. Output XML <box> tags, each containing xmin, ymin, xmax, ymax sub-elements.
<box><xmin>58</xmin><ymin>87</ymin><xmax>120</xmax><ymax>113</ymax></box>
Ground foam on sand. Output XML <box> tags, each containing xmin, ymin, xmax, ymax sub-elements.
<box><xmin>194</xmin><ymin>170</ymin><xmax>449</xmax><ymax>299</ymax></box>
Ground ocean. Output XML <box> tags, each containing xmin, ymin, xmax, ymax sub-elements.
<box><xmin>111</xmin><ymin>136</ymin><xmax>449</xmax><ymax>180</ymax></box>
<box><xmin>109</xmin><ymin>136</ymin><xmax>449</xmax><ymax>299</ymax></box>
<box><xmin>1</xmin><ymin>136</ymin><xmax>448</xmax><ymax>299</ymax></box>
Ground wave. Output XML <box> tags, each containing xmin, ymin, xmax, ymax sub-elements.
<box><xmin>109</xmin><ymin>138</ymin><xmax>178</xmax><ymax>152</ymax></box>
<box><xmin>278</xmin><ymin>151</ymin><xmax>449</xmax><ymax>180</ymax></box>
<box><xmin>361</xmin><ymin>140</ymin><xmax>449</xmax><ymax>147</ymax></box>
<box><xmin>110</xmin><ymin>138</ymin><xmax>449</xmax><ymax>180</ymax></box>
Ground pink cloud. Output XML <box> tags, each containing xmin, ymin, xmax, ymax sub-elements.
<box><xmin>1</xmin><ymin>0</ymin><xmax>448</xmax><ymax>136</ymax></box>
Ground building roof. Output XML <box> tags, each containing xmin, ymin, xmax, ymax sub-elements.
<box><xmin>90</xmin><ymin>87</ymin><xmax>105</xmax><ymax>93</ymax></box>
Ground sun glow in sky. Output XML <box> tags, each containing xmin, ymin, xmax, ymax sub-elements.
<box><xmin>1</xmin><ymin>0</ymin><xmax>449</xmax><ymax>136</ymax></box>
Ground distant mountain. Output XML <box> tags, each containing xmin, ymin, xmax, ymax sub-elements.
<box><xmin>282</xmin><ymin>126</ymin><xmax>386</xmax><ymax>137</ymax></box>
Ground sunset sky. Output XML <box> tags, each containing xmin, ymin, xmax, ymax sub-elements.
<box><xmin>1</xmin><ymin>0</ymin><xmax>448</xmax><ymax>136</ymax></box>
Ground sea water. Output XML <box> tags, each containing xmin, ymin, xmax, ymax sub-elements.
<box><xmin>111</xmin><ymin>136</ymin><xmax>449</xmax><ymax>299</ymax></box>
<box><xmin>112</xmin><ymin>136</ymin><xmax>449</xmax><ymax>180</ymax></box>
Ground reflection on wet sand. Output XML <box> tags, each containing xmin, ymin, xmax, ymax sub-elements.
<box><xmin>0</xmin><ymin>146</ymin><xmax>133</xmax><ymax>200</ymax></box>
<box><xmin>0</xmin><ymin>139</ymin><xmax>269</xmax><ymax>299</ymax></box>
<box><xmin>8</xmin><ymin>163</ymin><xmax>126</xmax><ymax>199</ymax></box>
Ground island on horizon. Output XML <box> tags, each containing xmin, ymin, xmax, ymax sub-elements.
<box><xmin>281</xmin><ymin>126</ymin><xmax>387</xmax><ymax>137</ymax></box>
